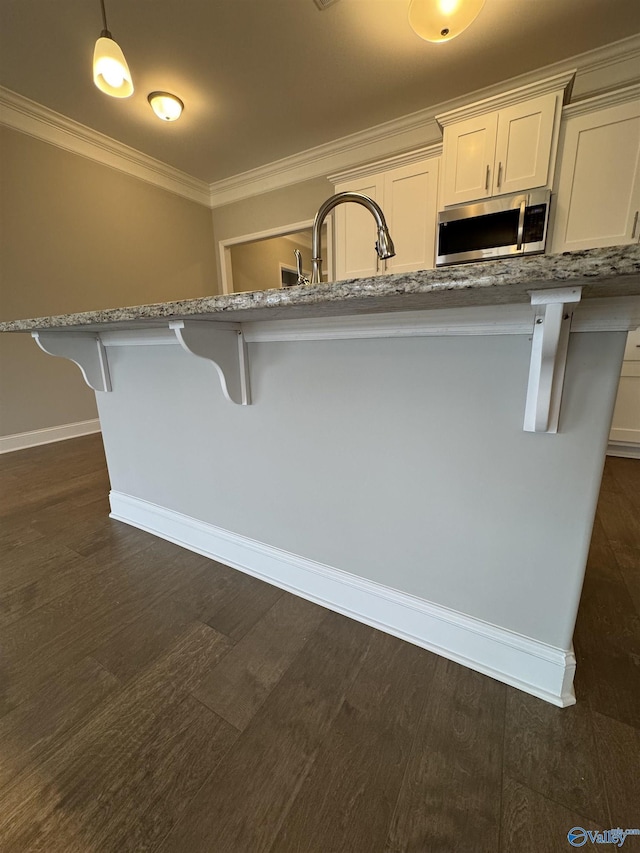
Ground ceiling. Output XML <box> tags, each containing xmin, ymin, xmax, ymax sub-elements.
<box><xmin>1</xmin><ymin>0</ymin><xmax>639</xmax><ymax>184</ymax></box>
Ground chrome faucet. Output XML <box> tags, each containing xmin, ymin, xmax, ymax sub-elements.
<box><xmin>294</xmin><ymin>249</ymin><xmax>309</xmax><ymax>286</ymax></box>
<box><xmin>309</xmin><ymin>192</ymin><xmax>395</xmax><ymax>284</ymax></box>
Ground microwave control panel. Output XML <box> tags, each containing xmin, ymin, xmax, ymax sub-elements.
<box><xmin>522</xmin><ymin>204</ymin><xmax>548</xmax><ymax>243</ymax></box>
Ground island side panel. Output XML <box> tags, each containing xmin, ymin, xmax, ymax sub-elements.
<box><xmin>96</xmin><ymin>331</ymin><xmax>625</xmax><ymax>655</ymax></box>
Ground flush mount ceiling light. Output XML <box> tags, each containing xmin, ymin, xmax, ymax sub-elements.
<box><xmin>408</xmin><ymin>0</ymin><xmax>485</xmax><ymax>42</ymax></box>
<box><xmin>93</xmin><ymin>0</ymin><xmax>133</xmax><ymax>98</ymax></box>
<box><xmin>147</xmin><ymin>92</ymin><xmax>184</xmax><ymax>121</ymax></box>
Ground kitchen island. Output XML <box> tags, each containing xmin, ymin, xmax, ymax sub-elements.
<box><xmin>3</xmin><ymin>245</ymin><xmax>639</xmax><ymax>706</ymax></box>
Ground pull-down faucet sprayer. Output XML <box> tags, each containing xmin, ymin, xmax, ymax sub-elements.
<box><xmin>309</xmin><ymin>192</ymin><xmax>395</xmax><ymax>284</ymax></box>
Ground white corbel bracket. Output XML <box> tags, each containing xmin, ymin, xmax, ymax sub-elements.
<box><xmin>32</xmin><ymin>331</ymin><xmax>112</xmax><ymax>392</ymax></box>
<box><xmin>169</xmin><ymin>320</ymin><xmax>251</xmax><ymax>405</ymax></box>
<box><xmin>524</xmin><ymin>286</ymin><xmax>583</xmax><ymax>433</ymax></box>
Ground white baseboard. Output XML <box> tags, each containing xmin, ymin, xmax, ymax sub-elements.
<box><xmin>0</xmin><ymin>418</ymin><xmax>101</xmax><ymax>454</ymax></box>
<box><xmin>110</xmin><ymin>490</ymin><xmax>577</xmax><ymax>707</ymax></box>
<box><xmin>607</xmin><ymin>440</ymin><xmax>640</xmax><ymax>459</ymax></box>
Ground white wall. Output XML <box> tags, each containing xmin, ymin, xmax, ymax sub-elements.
<box><xmin>96</xmin><ymin>329</ymin><xmax>626</xmax><ymax>651</ymax></box>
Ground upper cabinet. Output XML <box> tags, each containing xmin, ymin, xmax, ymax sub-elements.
<box><xmin>550</xmin><ymin>91</ymin><xmax>640</xmax><ymax>253</ymax></box>
<box><xmin>494</xmin><ymin>96</ymin><xmax>558</xmax><ymax>195</ymax></box>
<box><xmin>333</xmin><ymin>173</ymin><xmax>384</xmax><ymax>280</ymax></box>
<box><xmin>326</xmin><ymin>71</ymin><xmax>640</xmax><ymax>282</ymax></box>
<box><xmin>332</xmin><ymin>151</ymin><xmax>440</xmax><ymax>280</ymax></box>
<box><xmin>437</xmin><ymin>72</ymin><xmax>575</xmax><ymax>208</ymax></box>
<box><xmin>439</xmin><ymin>111</ymin><xmax>498</xmax><ymax>205</ymax></box>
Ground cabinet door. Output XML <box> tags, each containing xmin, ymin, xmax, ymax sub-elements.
<box><xmin>551</xmin><ymin>100</ymin><xmax>640</xmax><ymax>252</ymax></box>
<box><xmin>441</xmin><ymin>112</ymin><xmax>498</xmax><ymax>206</ymax></box>
<box><xmin>493</xmin><ymin>93</ymin><xmax>558</xmax><ymax>196</ymax></box>
<box><xmin>334</xmin><ymin>175</ymin><xmax>385</xmax><ymax>280</ymax></box>
<box><xmin>609</xmin><ymin>327</ymin><xmax>640</xmax><ymax>449</ymax></box>
<box><xmin>610</xmin><ymin>367</ymin><xmax>640</xmax><ymax>447</ymax></box>
<box><xmin>623</xmin><ymin>327</ymin><xmax>640</xmax><ymax>362</ymax></box>
<box><xmin>384</xmin><ymin>158</ymin><xmax>439</xmax><ymax>274</ymax></box>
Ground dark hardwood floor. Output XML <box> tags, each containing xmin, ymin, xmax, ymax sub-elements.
<box><xmin>0</xmin><ymin>434</ymin><xmax>638</xmax><ymax>852</ymax></box>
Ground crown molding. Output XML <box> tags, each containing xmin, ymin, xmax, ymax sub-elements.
<box><xmin>207</xmin><ymin>113</ymin><xmax>444</xmax><ymax>208</ymax></box>
<box><xmin>329</xmin><ymin>143</ymin><xmax>442</xmax><ymax>185</ymax></box>
<box><xmin>0</xmin><ymin>87</ymin><xmax>211</xmax><ymax>207</ymax></box>
<box><xmin>435</xmin><ymin>70</ymin><xmax>577</xmax><ymax>129</ymax></box>
<box><xmin>562</xmin><ymin>82</ymin><xmax>640</xmax><ymax>118</ymax></box>
<box><xmin>573</xmin><ymin>34</ymin><xmax>640</xmax><ymax>74</ymax></box>
<box><xmin>208</xmin><ymin>34</ymin><xmax>640</xmax><ymax>208</ymax></box>
<box><xmin>2</xmin><ymin>34</ymin><xmax>639</xmax><ymax>212</ymax></box>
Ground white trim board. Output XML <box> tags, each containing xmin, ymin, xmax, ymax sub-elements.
<box><xmin>562</xmin><ymin>82</ymin><xmax>640</xmax><ymax>118</ymax></box>
<box><xmin>607</xmin><ymin>441</ymin><xmax>640</xmax><ymax>459</ymax></box>
<box><xmin>0</xmin><ymin>418</ymin><xmax>101</xmax><ymax>454</ymax></box>
<box><xmin>110</xmin><ymin>490</ymin><xmax>577</xmax><ymax>707</ymax></box>
<box><xmin>242</xmin><ymin>297</ymin><xmax>640</xmax><ymax>342</ymax></box>
<box><xmin>0</xmin><ymin>88</ymin><xmax>210</xmax><ymax>207</ymax></box>
<box><xmin>329</xmin><ymin>143</ymin><xmax>442</xmax><ymax>185</ymax></box>
<box><xmin>435</xmin><ymin>69</ymin><xmax>577</xmax><ymax>128</ymax></box>
<box><xmin>96</xmin><ymin>297</ymin><xmax>640</xmax><ymax>348</ymax></box>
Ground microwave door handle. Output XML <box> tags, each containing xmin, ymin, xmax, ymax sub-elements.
<box><xmin>516</xmin><ymin>200</ymin><xmax>526</xmax><ymax>250</ymax></box>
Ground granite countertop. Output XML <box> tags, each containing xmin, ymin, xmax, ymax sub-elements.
<box><xmin>2</xmin><ymin>244</ymin><xmax>639</xmax><ymax>333</ymax></box>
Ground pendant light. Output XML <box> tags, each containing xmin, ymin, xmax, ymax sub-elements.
<box><xmin>148</xmin><ymin>92</ymin><xmax>184</xmax><ymax>121</ymax></box>
<box><xmin>93</xmin><ymin>0</ymin><xmax>134</xmax><ymax>98</ymax></box>
<box><xmin>408</xmin><ymin>0</ymin><xmax>485</xmax><ymax>43</ymax></box>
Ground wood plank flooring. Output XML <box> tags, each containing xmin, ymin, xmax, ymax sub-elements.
<box><xmin>0</xmin><ymin>434</ymin><xmax>638</xmax><ymax>852</ymax></box>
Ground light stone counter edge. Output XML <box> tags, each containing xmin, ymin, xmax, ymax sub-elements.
<box><xmin>2</xmin><ymin>245</ymin><xmax>639</xmax><ymax>333</ymax></box>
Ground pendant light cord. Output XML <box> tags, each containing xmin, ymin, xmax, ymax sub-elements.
<box><xmin>99</xmin><ymin>0</ymin><xmax>112</xmax><ymax>38</ymax></box>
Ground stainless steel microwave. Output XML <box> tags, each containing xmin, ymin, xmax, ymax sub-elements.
<box><xmin>436</xmin><ymin>189</ymin><xmax>551</xmax><ymax>266</ymax></box>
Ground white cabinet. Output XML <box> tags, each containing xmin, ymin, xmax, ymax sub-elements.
<box><xmin>553</xmin><ymin>94</ymin><xmax>640</xmax><ymax>454</ymax></box>
<box><xmin>382</xmin><ymin>160</ymin><xmax>439</xmax><ymax>275</ymax></box>
<box><xmin>439</xmin><ymin>112</ymin><xmax>498</xmax><ymax>206</ymax></box>
<box><xmin>494</xmin><ymin>97</ymin><xmax>559</xmax><ymax>196</ymax></box>
<box><xmin>551</xmin><ymin>98</ymin><xmax>640</xmax><ymax>253</ymax></box>
<box><xmin>436</xmin><ymin>72</ymin><xmax>574</xmax><ymax>208</ymax></box>
<box><xmin>334</xmin><ymin>174</ymin><xmax>384</xmax><ymax>280</ymax></box>
<box><xmin>334</xmin><ymin>155</ymin><xmax>439</xmax><ymax>280</ymax></box>
<box><xmin>610</xmin><ymin>327</ymin><xmax>640</xmax><ymax>452</ymax></box>
<box><xmin>440</xmin><ymin>94</ymin><xmax>559</xmax><ymax>206</ymax></box>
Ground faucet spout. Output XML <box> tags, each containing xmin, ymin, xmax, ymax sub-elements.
<box><xmin>293</xmin><ymin>249</ymin><xmax>309</xmax><ymax>285</ymax></box>
<box><xmin>310</xmin><ymin>192</ymin><xmax>395</xmax><ymax>284</ymax></box>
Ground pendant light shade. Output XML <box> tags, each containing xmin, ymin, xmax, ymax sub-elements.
<box><xmin>93</xmin><ymin>36</ymin><xmax>133</xmax><ymax>97</ymax></box>
<box><xmin>148</xmin><ymin>92</ymin><xmax>184</xmax><ymax>121</ymax></box>
<box><xmin>93</xmin><ymin>0</ymin><xmax>133</xmax><ymax>98</ymax></box>
<box><xmin>408</xmin><ymin>0</ymin><xmax>485</xmax><ymax>43</ymax></box>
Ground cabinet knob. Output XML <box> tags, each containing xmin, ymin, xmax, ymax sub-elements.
<box><xmin>485</xmin><ymin>165</ymin><xmax>490</xmax><ymax>191</ymax></box>
<box><xmin>632</xmin><ymin>210</ymin><xmax>639</xmax><ymax>240</ymax></box>
<box><xmin>497</xmin><ymin>162</ymin><xmax>503</xmax><ymax>188</ymax></box>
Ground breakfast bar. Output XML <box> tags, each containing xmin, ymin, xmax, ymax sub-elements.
<box><xmin>3</xmin><ymin>244</ymin><xmax>639</xmax><ymax>707</ymax></box>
